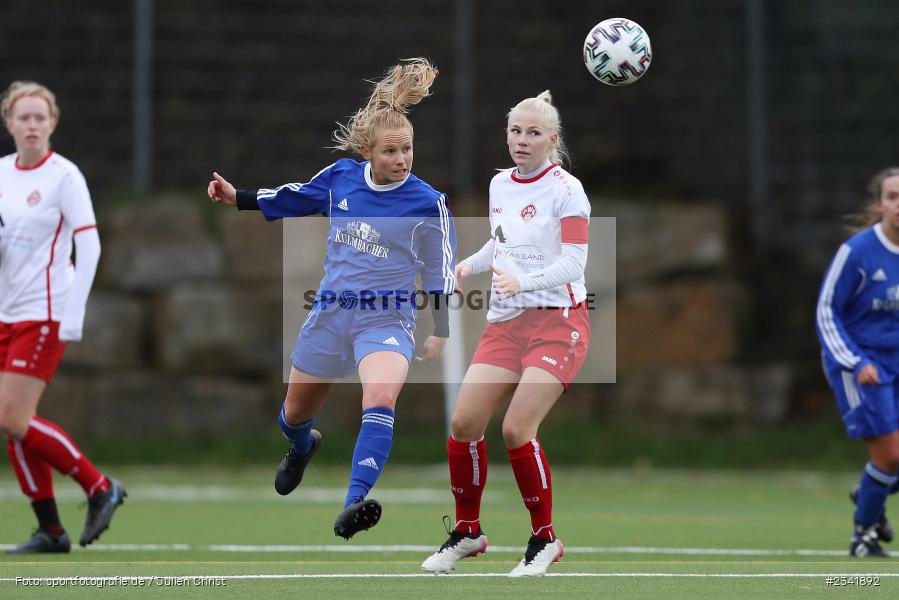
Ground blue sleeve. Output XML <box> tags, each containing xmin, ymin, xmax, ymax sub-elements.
<box><xmin>816</xmin><ymin>243</ymin><xmax>870</xmax><ymax>370</ymax></box>
<box><xmin>417</xmin><ymin>194</ymin><xmax>457</xmax><ymax>294</ymax></box>
<box><xmin>255</xmin><ymin>163</ymin><xmax>333</xmax><ymax>221</ymax></box>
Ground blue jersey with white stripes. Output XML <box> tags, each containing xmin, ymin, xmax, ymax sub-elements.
<box><xmin>255</xmin><ymin>158</ymin><xmax>456</xmax><ymax>306</ymax></box>
<box><xmin>816</xmin><ymin>223</ymin><xmax>899</xmax><ymax>372</ymax></box>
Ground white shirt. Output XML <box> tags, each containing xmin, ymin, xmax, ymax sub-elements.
<box><xmin>467</xmin><ymin>162</ymin><xmax>591</xmax><ymax>322</ymax></box>
<box><xmin>0</xmin><ymin>152</ymin><xmax>98</xmax><ymax>326</ymax></box>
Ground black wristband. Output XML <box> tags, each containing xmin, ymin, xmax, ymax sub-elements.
<box><xmin>430</xmin><ymin>293</ymin><xmax>450</xmax><ymax>337</ymax></box>
<box><xmin>236</xmin><ymin>189</ymin><xmax>260</xmax><ymax>211</ymax></box>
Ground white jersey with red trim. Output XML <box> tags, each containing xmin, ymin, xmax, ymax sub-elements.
<box><xmin>486</xmin><ymin>162</ymin><xmax>590</xmax><ymax>322</ymax></box>
<box><xmin>0</xmin><ymin>152</ymin><xmax>97</xmax><ymax>323</ymax></box>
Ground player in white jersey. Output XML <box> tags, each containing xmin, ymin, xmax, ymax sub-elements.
<box><xmin>0</xmin><ymin>82</ymin><xmax>124</xmax><ymax>554</ymax></box>
<box><xmin>423</xmin><ymin>91</ymin><xmax>590</xmax><ymax>577</ymax></box>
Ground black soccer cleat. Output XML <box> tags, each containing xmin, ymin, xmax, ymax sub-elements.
<box><xmin>850</xmin><ymin>487</ymin><xmax>894</xmax><ymax>543</ymax></box>
<box><xmin>6</xmin><ymin>529</ymin><xmax>71</xmax><ymax>554</ymax></box>
<box><xmin>333</xmin><ymin>498</ymin><xmax>382</xmax><ymax>540</ymax></box>
<box><xmin>274</xmin><ymin>429</ymin><xmax>322</xmax><ymax>496</ymax></box>
<box><xmin>79</xmin><ymin>477</ymin><xmax>126</xmax><ymax>547</ymax></box>
<box><xmin>850</xmin><ymin>526</ymin><xmax>889</xmax><ymax>557</ymax></box>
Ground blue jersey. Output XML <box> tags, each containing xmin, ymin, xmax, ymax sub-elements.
<box><xmin>816</xmin><ymin>223</ymin><xmax>899</xmax><ymax>372</ymax></box>
<box><xmin>255</xmin><ymin>159</ymin><xmax>456</xmax><ymax>307</ymax></box>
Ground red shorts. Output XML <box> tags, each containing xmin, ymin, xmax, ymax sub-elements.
<box><xmin>0</xmin><ymin>321</ymin><xmax>67</xmax><ymax>384</ymax></box>
<box><xmin>470</xmin><ymin>303</ymin><xmax>590</xmax><ymax>390</ymax></box>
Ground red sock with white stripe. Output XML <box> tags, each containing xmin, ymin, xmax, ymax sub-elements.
<box><xmin>20</xmin><ymin>417</ymin><xmax>109</xmax><ymax>497</ymax></box>
<box><xmin>7</xmin><ymin>438</ymin><xmax>54</xmax><ymax>500</ymax></box>
<box><xmin>508</xmin><ymin>438</ymin><xmax>555</xmax><ymax>542</ymax></box>
<box><xmin>7</xmin><ymin>439</ymin><xmax>65</xmax><ymax>535</ymax></box>
<box><xmin>447</xmin><ymin>436</ymin><xmax>487</xmax><ymax>535</ymax></box>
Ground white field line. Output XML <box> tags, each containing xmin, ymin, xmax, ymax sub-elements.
<box><xmin>2</xmin><ymin>573</ymin><xmax>899</xmax><ymax>582</ymax></box>
<box><xmin>0</xmin><ymin>484</ymin><xmax>492</xmax><ymax>504</ymax></box>
<box><xmin>0</xmin><ymin>543</ymin><xmax>864</xmax><ymax>557</ymax></box>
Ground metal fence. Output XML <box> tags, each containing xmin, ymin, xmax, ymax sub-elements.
<box><xmin>3</xmin><ymin>0</ymin><xmax>899</xmax><ymax>420</ymax></box>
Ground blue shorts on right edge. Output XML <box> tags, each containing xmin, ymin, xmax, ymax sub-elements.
<box><xmin>823</xmin><ymin>352</ymin><xmax>899</xmax><ymax>439</ymax></box>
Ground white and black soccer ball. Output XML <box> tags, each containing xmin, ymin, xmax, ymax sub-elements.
<box><xmin>583</xmin><ymin>18</ymin><xmax>652</xmax><ymax>86</ymax></box>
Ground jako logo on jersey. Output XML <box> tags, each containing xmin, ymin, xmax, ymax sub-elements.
<box><xmin>452</xmin><ymin>486</ymin><xmax>464</xmax><ymax>494</ymax></box>
<box><xmin>873</xmin><ymin>268</ymin><xmax>887</xmax><ymax>281</ymax></box>
<box><xmin>357</xmin><ymin>457</ymin><xmax>379</xmax><ymax>470</ymax></box>
<box><xmin>27</xmin><ymin>190</ymin><xmax>42</xmax><ymax>207</ymax></box>
<box><xmin>334</xmin><ymin>221</ymin><xmax>389</xmax><ymax>258</ymax></box>
<box><xmin>541</xmin><ymin>355</ymin><xmax>557</xmax><ymax>366</ymax></box>
<box><xmin>382</xmin><ymin>336</ymin><xmax>400</xmax><ymax>346</ymax></box>
<box><xmin>337</xmin><ymin>198</ymin><xmax>349</xmax><ymax>211</ymax></box>
<box><xmin>520</xmin><ymin>203</ymin><xmax>537</xmax><ymax>222</ymax></box>
<box><xmin>522</xmin><ymin>496</ymin><xmax>540</xmax><ymax>503</ymax></box>
<box><xmin>491</xmin><ymin>207</ymin><xmax>502</xmax><ymax>214</ymax></box>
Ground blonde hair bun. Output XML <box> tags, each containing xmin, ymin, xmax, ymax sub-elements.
<box><xmin>507</xmin><ymin>90</ymin><xmax>570</xmax><ymax>168</ymax></box>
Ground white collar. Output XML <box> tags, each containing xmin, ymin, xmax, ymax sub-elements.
<box><xmin>874</xmin><ymin>223</ymin><xmax>899</xmax><ymax>255</ymax></box>
<box><xmin>364</xmin><ymin>162</ymin><xmax>409</xmax><ymax>192</ymax></box>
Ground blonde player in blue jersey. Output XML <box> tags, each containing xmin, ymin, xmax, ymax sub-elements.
<box><xmin>207</xmin><ymin>58</ymin><xmax>456</xmax><ymax>539</ymax></box>
<box><xmin>817</xmin><ymin>167</ymin><xmax>899</xmax><ymax>557</ymax></box>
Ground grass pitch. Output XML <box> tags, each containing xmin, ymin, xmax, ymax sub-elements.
<box><xmin>1</xmin><ymin>464</ymin><xmax>898</xmax><ymax>598</ymax></box>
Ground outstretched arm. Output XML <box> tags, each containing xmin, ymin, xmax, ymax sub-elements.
<box><xmin>206</xmin><ymin>164</ymin><xmax>333</xmax><ymax>220</ymax></box>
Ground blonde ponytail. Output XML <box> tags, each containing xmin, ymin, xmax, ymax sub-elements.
<box><xmin>332</xmin><ymin>58</ymin><xmax>438</xmax><ymax>152</ymax></box>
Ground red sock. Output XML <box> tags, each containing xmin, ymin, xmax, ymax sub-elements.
<box><xmin>508</xmin><ymin>438</ymin><xmax>555</xmax><ymax>541</ymax></box>
<box><xmin>448</xmin><ymin>436</ymin><xmax>487</xmax><ymax>535</ymax></box>
<box><xmin>7</xmin><ymin>438</ymin><xmax>54</xmax><ymax>501</ymax></box>
<box><xmin>21</xmin><ymin>417</ymin><xmax>109</xmax><ymax>497</ymax></box>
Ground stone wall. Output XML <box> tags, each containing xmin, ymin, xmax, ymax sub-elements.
<box><xmin>602</xmin><ymin>201</ymin><xmax>793</xmax><ymax>424</ymax></box>
<box><xmin>39</xmin><ymin>194</ymin><xmax>801</xmax><ymax>440</ymax></box>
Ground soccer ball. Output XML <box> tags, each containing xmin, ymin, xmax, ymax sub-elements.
<box><xmin>583</xmin><ymin>18</ymin><xmax>652</xmax><ymax>86</ymax></box>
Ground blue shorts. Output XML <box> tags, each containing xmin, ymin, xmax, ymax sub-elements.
<box><xmin>823</xmin><ymin>353</ymin><xmax>899</xmax><ymax>439</ymax></box>
<box><xmin>290</xmin><ymin>302</ymin><xmax>416</xmax><ymax>379</ymax></box>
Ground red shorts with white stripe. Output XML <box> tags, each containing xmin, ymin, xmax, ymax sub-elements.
<box><xmin>0</xmin><ymin>321</ymin><xmax>67</xmax><ymax>383</ymax></box>
<box><xmin>470</xmin><ymin>303</ymin><xmax>590</xmax><ymax>390</ymax></box>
